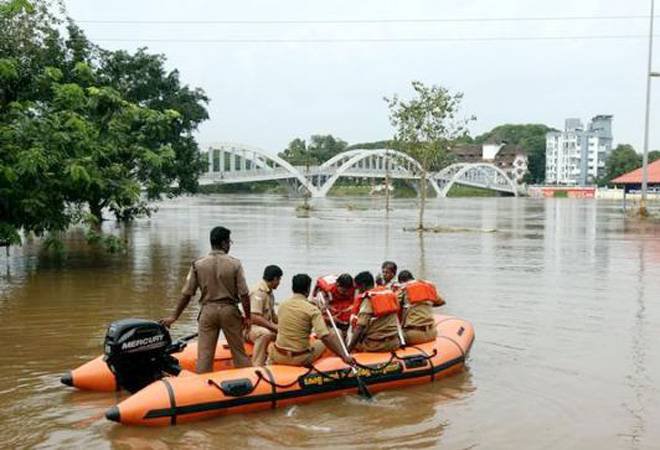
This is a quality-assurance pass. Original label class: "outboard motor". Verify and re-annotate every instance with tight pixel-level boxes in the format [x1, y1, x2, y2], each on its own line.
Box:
[104, 318, 181, 393]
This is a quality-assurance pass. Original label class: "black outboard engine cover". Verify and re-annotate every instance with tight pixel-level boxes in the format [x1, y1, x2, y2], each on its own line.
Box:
[104, 318, 181, 393]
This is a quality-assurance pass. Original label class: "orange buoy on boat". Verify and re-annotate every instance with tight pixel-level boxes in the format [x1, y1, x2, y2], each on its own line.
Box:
[106, 315, 474, 426]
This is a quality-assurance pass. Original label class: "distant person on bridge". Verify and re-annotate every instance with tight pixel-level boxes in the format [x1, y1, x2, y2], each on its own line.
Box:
[245, 265, 282, 366]
[268, 274, 353, 367]
[312, 273, 355, 340]
[160, 226, 252, 372]
[397, 270, 445, 345]
[348, 271, 401, 353]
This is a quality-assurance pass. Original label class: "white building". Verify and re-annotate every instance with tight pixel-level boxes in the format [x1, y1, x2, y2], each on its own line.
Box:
[545, 115, 613, 185]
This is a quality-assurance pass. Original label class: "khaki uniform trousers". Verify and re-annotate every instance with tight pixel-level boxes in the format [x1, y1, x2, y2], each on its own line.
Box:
[197, 301, 252, 373]
[403, 326, 437, 345]
[247, 325, 276, 366]
[354, 335, 401, 353]
[268, 340, 326, 366]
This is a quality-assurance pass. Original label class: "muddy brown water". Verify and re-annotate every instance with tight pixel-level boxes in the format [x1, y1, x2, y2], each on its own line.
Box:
[1, 195, 659, 449]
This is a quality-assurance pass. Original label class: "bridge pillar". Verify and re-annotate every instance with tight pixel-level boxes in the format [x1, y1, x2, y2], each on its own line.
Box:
[218, 148, 225, 174]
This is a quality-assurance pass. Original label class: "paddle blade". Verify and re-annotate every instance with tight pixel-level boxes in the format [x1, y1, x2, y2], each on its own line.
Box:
[355, 376, 373, 400]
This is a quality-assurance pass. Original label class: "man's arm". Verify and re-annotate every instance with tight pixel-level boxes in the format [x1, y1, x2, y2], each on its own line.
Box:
[251, 312, 277, 332]
[321, 333, 354, 365]
[160, 294, 192, 328]
[240, 293, 251, 329]
[347, 324, 364, 352]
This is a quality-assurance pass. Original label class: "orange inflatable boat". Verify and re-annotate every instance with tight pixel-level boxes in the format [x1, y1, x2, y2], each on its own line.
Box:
[105, 315, 474, 426]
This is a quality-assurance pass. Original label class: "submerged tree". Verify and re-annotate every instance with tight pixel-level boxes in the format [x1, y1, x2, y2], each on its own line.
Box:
[0, 0, 208, 248]
[385, 81, 474, 230]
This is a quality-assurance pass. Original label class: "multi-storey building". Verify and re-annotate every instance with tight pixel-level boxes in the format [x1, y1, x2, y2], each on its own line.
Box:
[545, 115, 613, 185]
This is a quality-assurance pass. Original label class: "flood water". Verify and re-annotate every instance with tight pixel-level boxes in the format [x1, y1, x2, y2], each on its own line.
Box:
[1, 195, 659, 449]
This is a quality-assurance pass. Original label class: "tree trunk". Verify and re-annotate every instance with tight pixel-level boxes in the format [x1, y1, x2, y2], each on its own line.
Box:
[89, 202, 104, 229]
[418, 172, 427, 230]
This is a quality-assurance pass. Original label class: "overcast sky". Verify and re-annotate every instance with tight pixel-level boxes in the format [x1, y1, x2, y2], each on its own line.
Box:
[65, 0, 659, 154]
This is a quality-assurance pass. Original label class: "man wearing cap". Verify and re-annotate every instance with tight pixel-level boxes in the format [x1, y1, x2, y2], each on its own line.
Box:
[160, 226, 252, 372]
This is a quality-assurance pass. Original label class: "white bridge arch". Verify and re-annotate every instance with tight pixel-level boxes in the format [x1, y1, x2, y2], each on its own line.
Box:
[432, 162, 518, 197]
[199, 143, 518, 197]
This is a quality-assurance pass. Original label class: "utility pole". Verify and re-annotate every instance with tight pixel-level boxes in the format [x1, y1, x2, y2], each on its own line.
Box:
[385, 149, 391, 211]
[641, 0, 656, 216]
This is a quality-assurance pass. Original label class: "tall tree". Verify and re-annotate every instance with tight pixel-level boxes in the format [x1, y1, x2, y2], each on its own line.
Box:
[385, 81, 474, 230]
[605, 144, 642, 182]
[0, 0, 208, 247]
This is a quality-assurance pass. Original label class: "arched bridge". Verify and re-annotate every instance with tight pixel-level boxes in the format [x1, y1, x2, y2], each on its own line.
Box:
[200, 143, 519, 197]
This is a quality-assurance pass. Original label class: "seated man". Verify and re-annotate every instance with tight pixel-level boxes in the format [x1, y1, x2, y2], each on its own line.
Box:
[312, 273, 355, 338]
[268, 274, 353, 367]
[347, 271, 401, 353]
[397, 270, 445, 345]
[375, 260, 398, 290]
[246, 265, 282, 366]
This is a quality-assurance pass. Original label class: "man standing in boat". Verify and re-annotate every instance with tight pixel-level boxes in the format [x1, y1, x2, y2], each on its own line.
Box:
[348, 271, 401, 352]
[268, 274, 354, 366]
[245, 265, 282, 366]
[160, 226, 252, 372]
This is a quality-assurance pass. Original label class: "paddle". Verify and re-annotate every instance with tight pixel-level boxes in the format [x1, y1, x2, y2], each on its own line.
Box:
[319, 295, 372, 400]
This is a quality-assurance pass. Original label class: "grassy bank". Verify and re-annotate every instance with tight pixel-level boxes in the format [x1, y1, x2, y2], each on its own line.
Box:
[446, 185, 499, 197]
[198, 181, 287, 195]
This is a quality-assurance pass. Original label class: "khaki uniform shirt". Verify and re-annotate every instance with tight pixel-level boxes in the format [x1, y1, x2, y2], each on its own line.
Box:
[398, 288, 442, 328]
[275, 294, 329, 352]
[181, 250, 249, 304]
[250, 279, 277, 323]
[356, 296, 399, 341]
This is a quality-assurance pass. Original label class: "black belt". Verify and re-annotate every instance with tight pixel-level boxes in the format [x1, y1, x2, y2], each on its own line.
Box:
[273, 344, 312, 357]
[205, 298, 237, 305]
[405, 324, 435, 332]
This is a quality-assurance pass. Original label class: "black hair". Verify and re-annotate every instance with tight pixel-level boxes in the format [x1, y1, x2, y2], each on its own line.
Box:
[210, 226, 231, 248]
[292, 273, 312, 295]
[336, 273, 353, 289]
[381, 260, 398, 273]
[263, 265, 283, 282]
[354, 271, 375, 290]
[397, 270, 414, 283]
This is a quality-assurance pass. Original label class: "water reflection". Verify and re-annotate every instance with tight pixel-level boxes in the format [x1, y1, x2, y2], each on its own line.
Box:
[1, 196, 659, 448]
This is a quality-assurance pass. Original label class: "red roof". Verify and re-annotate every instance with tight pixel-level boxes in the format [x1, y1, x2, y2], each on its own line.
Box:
[612, 159, 660, 184]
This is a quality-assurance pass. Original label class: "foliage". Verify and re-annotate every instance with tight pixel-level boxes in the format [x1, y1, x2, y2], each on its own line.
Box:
[346, 140, 393, 150]
[649, 150, 660, 163]
[385, 81, 474, 229]
[279, 134, 348, 165]
[0, 0, 208, 246]
[475, 124, 554, 184]
[604, 144, 642, 183]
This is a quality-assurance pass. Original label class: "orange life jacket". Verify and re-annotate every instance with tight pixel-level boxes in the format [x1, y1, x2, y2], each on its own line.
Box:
[315, 274, 337, 293]
[401, 280, 439, 305]
[315, 275, 355, 323]
[365, 287, 400, 317]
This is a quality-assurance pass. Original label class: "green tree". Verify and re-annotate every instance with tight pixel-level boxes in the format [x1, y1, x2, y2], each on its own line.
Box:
[605, 144, 641, 182]
[475, 124, 554, 184]
[0, 0, 208, 246]
[649, 150, 660, 163]
[279, 134, 348, 165]
[385, 81, 474, 230]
